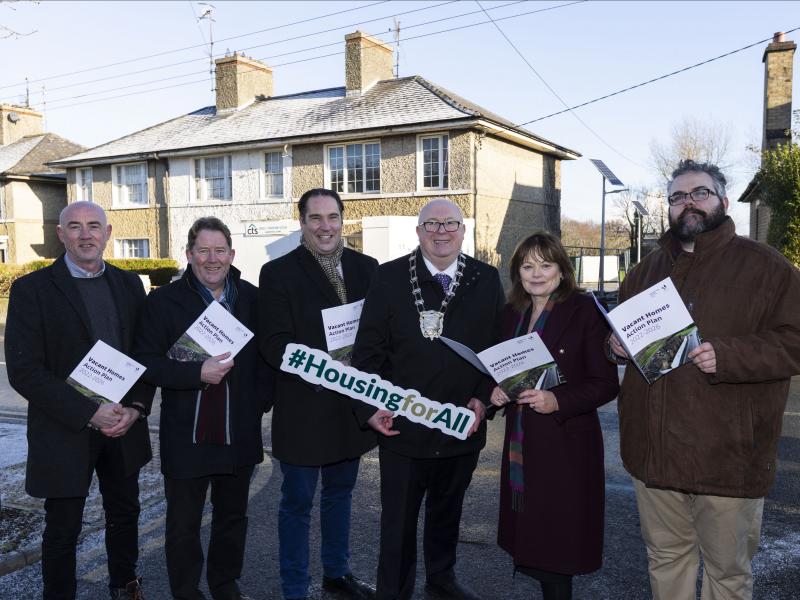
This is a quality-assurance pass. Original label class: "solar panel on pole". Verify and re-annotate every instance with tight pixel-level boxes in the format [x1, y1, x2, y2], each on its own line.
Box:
[589, 159, 624, 186]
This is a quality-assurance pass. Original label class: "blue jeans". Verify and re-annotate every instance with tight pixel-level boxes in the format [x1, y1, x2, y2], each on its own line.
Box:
[278, 458, 360, 599]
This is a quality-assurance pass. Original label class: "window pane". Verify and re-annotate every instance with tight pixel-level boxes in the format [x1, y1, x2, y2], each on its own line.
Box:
[204, 156, 226, 200]
[117, 239, 149, 258]
[77, 168, 93, 202]
[365, 143, 380, 192]
[442, 135, 449, 189]
[329, 147, 344, 193]
[422, 137, 440, 188]
[265, 151, 283, 196]
[194, 159, 202, 201]
[123, 163, 146, 204]
[346, 144, 363, 194]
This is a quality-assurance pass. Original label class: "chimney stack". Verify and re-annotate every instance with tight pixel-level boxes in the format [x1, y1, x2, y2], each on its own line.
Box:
[762, 32, 796, 150]
[0, 104, 44, 146]
[345, 31, 394, 96]
[214, 53, 273, 112]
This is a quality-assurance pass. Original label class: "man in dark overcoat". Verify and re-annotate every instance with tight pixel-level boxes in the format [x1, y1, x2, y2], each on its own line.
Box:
[133, 217, 270, 600]
[5, 201, 153, 599]
[259, 188, 378, 600]
[351, 198, 505, 600]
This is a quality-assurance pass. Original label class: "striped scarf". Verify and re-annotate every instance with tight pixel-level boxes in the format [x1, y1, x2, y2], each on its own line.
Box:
[301, 237, 347, 305]
[509, 297, 555, 512]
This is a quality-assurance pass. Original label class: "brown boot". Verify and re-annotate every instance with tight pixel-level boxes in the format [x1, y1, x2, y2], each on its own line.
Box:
[110, 577, 145, 600]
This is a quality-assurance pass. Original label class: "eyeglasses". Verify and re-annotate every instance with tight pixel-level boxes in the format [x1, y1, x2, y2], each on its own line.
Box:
[420, 220, 462, 233]
[667, 188, 717, 206]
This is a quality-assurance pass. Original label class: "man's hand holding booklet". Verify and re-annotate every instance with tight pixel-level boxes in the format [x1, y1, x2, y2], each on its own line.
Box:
[594, 277, 701, 384]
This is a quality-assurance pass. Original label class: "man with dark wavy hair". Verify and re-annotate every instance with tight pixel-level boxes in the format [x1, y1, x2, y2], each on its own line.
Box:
[610, 160, 800, 600]
[259, 188, 378, 600]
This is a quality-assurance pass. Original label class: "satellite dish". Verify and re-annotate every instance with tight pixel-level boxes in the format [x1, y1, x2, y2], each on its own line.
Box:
[7, 112, 20, 123]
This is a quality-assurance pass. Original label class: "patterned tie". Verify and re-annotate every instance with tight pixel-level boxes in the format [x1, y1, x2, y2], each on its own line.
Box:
[434, 272, 452, 294]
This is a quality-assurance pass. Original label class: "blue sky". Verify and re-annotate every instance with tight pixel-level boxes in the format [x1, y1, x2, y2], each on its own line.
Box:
[2, 0, 798, 232]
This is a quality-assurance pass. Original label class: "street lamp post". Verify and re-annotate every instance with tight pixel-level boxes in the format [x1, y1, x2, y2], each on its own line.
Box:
[589, 159, 626, 296]
[632, 199, 649, 264]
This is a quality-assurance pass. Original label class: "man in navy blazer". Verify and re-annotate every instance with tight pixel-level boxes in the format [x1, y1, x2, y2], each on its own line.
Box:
[259, 188, 378, 600]
[6, 201, 153, 599]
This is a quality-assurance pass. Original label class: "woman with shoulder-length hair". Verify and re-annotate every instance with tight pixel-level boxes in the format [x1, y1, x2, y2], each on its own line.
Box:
[491, 231, 619, 599]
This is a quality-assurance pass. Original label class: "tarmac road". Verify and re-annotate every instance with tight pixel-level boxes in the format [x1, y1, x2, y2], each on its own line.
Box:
[0, 336, 798, 598]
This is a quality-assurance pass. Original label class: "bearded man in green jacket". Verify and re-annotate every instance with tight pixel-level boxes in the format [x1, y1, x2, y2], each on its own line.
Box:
[609, 159, 800, 600]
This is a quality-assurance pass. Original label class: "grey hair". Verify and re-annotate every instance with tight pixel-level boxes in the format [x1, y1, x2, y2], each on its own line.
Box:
[59, 201, 107, 227]
[669, 159, 727, 199]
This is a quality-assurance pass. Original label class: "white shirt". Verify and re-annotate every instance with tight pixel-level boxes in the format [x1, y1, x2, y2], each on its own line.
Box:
[422, 255, 457, 280]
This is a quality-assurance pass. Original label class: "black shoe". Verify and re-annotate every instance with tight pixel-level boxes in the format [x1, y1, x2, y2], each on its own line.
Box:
[109, 577, 145, 600]
[322, 573, 376, 599]
[425, 578, 481, 600]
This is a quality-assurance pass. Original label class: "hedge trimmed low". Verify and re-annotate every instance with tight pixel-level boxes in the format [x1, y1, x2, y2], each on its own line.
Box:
[0, 257, 180, 295]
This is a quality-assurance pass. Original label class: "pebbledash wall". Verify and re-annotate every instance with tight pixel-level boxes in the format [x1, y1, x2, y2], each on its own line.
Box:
[64, 127, 561, 288]
[66, 161, 169, 260]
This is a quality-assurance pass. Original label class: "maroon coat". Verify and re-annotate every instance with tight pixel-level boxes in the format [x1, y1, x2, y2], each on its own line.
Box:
[497, 292, 619, 575]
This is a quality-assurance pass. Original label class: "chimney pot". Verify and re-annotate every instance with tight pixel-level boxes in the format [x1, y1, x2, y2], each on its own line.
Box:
[0, 104, 44, 146]
[762, 32, 795, 150]
[344, 30, 394, 96]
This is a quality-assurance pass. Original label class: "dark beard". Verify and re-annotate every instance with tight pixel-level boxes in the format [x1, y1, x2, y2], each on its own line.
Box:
[669, 200, 727, 243]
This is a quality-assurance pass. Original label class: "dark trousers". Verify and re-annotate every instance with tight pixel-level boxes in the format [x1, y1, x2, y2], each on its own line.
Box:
[278, 458, 360, 599]
[376, 447, 480, 600]
[163, 465, 255, 600]
[42, 433, 141, 600]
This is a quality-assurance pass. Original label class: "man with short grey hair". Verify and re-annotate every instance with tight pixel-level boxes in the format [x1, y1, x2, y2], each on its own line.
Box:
[6, 201, 153, 599]
[610, 159, 800, 599]
[352, 198, 505, 600]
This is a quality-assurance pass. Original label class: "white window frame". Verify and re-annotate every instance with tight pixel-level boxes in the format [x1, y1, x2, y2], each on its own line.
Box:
[324, 140, 381, 194]
[417, 133, 449, 190]
[112, 162, 148, 207]
[262, 150, 284, 199]
[76, 167, 93, 202]
[114, 238, 150, 259]
[193, 154, 233, 202]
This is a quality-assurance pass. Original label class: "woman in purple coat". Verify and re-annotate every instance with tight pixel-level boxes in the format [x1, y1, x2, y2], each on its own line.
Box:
[490, 232, 619, 600]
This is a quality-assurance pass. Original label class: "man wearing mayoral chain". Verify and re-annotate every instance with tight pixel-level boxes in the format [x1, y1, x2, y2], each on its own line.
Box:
[352, 198, 505, 600]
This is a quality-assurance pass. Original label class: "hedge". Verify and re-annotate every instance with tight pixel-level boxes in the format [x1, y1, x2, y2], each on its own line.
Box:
[0, 258, 180, 295]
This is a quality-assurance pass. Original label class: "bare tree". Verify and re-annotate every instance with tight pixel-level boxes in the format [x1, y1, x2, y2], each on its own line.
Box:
[561, 217, 629, 253]
[650, 116, 735, 186]
[612, 187, 667, 247]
